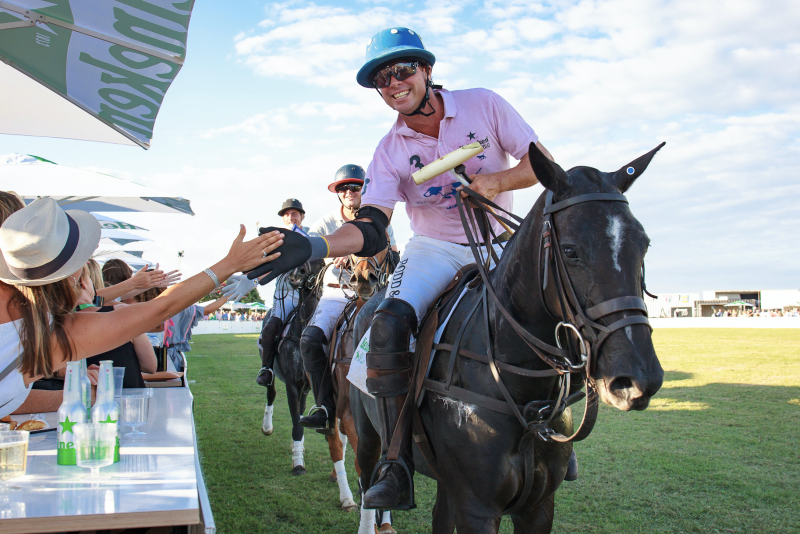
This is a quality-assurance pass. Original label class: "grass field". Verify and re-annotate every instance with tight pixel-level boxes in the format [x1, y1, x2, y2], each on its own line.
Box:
[188, 329, 800, 534]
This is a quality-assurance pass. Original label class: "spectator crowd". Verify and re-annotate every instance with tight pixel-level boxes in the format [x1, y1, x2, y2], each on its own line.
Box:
[714, 308, 800, 317]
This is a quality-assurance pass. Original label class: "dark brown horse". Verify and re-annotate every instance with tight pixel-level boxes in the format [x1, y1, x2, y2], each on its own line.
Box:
[350, 143, 665, 533]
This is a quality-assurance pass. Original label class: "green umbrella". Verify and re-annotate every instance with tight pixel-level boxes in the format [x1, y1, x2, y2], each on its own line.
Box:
[0, 0, 195, 149]
[724, 300, 754, 307]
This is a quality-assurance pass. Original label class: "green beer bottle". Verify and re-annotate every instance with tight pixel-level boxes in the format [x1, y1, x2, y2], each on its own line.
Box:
[91, 361, 120, 463]
[57, 362, 87, 465]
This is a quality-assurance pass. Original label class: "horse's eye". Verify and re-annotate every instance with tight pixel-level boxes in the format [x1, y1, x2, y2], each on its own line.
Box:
[563, 246, 578, 259]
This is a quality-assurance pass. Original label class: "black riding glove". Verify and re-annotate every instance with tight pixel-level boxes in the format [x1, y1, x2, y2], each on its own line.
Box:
[245, 226, 326, 286]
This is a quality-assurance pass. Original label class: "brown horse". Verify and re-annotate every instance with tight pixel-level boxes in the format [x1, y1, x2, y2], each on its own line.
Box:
[323, 246, 398, 528]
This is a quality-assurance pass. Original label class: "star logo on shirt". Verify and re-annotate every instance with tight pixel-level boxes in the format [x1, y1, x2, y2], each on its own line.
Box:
[102, 415, 117, 424]
[59, 416, 77, 434]
[477, 154, 487, 160]
[467, 132, 476, 140]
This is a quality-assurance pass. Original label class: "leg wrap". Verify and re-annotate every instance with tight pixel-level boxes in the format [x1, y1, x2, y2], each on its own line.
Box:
[366, 298, 418, 398]
[299, 326, 328, 373]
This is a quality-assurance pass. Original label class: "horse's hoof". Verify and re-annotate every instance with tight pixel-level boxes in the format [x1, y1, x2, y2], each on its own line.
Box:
[291, 465, 306, 476]
[261, 425, 273, 436]
[379, 524, 396, 534]
[341, 498, 358, 512]
[329, 473, 338, 483]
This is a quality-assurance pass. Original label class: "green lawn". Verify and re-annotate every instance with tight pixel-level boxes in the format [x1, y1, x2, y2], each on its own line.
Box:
[188, 329, 800, 533]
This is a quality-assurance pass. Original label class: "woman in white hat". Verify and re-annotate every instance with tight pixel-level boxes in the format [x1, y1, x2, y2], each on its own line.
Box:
[0, 197, 284, 417]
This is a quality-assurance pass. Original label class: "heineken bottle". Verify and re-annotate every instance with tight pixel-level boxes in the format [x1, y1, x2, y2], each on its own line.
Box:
[91, 360, 120, 463]
[79, 360, 92, 419]
[57, 362, 87, 465]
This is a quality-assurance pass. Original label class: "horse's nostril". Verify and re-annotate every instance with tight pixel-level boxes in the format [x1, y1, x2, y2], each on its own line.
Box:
[609, 376, 634, 393]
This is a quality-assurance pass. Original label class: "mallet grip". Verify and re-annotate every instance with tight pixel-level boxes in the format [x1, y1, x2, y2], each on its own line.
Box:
[412, 142, 484, 185]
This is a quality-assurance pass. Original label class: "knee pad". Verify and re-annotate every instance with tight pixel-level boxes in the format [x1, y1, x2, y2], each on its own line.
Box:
[261, 315, 283, 341]
[299, 326, 328, 372]
[366, 299, 418, 397]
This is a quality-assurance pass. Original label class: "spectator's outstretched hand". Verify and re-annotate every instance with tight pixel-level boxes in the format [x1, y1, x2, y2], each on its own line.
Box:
[130, 263, 166, 289]
[222, 274, 257, 303]
[225, 226, 283, 274]
[157, 270, 182, 288]
[245, 226, 312, 285]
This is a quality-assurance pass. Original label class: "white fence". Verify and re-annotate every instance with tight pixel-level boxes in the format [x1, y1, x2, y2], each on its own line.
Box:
[650, 317, 800, 329]
[192, 321, 262, 335]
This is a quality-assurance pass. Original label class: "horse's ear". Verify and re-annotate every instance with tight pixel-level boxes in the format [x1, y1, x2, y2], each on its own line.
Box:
[612, 142, 666, 193]
[529, 142, 567, 193]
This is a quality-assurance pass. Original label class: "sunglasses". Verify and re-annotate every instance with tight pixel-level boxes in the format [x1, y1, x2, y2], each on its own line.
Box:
[372, 61, 419, 89]
[336, 184, 362, 194]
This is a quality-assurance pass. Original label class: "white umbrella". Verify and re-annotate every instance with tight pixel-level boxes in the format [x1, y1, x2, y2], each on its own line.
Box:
[93, 250, 152, 270]
[0, 0, 195, 149]
[93, 213, 148, 231]
[100, 228, 152, 247]
[0, 153, 194, 214]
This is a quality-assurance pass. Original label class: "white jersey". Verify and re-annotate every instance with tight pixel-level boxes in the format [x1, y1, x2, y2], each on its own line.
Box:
[0, 320, 32, 418]
[309, 206, 396, 286]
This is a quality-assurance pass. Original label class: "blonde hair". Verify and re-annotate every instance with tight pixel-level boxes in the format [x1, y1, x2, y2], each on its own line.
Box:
[1, 191, 78, 378]
[84, 259, 103, 293]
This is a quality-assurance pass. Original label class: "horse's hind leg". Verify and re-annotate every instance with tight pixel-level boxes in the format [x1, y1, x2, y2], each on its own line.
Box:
[511, 494, 555, 534]
[352, 390, 382, 534]
[262, 381, 277, 436]
[285, 381, 306, 475]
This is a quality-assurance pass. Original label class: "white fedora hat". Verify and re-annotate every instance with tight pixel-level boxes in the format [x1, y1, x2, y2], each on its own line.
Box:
[0, 198, 100, 287]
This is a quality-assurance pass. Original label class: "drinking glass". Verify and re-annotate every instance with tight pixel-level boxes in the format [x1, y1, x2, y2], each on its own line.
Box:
[0, 431, 29, 492]
[113, 367, 125, 399]
[74, 423, 115, 479]
[119, 395, 149, 437]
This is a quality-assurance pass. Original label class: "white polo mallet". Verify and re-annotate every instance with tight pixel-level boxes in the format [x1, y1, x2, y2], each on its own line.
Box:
[411, 142, 515, 235]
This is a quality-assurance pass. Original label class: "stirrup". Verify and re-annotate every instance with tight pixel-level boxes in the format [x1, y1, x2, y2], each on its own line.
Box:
[304, 405, 335, 435]
[367, 455, 416, 510]
[257, 367, 274, 386]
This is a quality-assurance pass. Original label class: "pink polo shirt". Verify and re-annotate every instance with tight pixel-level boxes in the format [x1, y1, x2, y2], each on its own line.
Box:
[362, 88, 538, 243]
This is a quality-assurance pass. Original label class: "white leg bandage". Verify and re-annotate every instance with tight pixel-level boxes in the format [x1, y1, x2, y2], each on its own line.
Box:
[381, 510, 392, 525]
[291, 437, 304, 469]
[334, 459, 356, 509]
[262, 404, 274, 435]
[357, 502, 376, 534]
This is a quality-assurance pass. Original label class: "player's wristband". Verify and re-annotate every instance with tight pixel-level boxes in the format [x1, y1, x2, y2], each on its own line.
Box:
[309, 236, 329, 261]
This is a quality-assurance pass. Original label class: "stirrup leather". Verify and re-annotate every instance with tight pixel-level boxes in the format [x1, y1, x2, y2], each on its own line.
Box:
[256, 367, 274, 386]
[368, 455, 416, 510]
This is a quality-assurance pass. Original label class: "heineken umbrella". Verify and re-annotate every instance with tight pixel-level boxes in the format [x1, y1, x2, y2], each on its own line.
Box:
[0, 153, 194, 214]
[100, 228, 152, 247]
[0, 0, 194, 149]
[248, 302, 268, 309]
[93, 213, 148, 231]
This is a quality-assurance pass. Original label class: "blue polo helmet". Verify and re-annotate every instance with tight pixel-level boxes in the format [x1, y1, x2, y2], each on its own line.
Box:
[356, 27, 436, 88]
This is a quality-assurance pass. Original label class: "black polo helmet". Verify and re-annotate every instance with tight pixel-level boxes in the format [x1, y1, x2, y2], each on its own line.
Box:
[277, 198, 305, 216]
[328, 164, 366, 193]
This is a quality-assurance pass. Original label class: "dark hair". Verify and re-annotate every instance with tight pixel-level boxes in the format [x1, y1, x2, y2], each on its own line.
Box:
[0, 191, 25, 223]
[102, 259, 132, 287]
[136, 286, 165, 303]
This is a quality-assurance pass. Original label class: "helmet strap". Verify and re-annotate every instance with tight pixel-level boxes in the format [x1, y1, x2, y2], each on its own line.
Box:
[375, 74, 441, 118]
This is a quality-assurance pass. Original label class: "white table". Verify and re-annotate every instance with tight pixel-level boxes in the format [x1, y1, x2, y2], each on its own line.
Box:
[0, 388, 205, 533]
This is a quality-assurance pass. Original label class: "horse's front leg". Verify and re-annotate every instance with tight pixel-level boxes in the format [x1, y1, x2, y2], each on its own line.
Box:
[284, 380, 306, 476]
[510, 494, 554, 534]
[432, 482, 456, 534]
[326, 422, 357, 512]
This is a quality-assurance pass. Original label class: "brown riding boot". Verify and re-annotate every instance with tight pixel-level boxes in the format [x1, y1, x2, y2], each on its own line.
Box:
[362, 298, 417, 511]
[256, 315, 282, 387]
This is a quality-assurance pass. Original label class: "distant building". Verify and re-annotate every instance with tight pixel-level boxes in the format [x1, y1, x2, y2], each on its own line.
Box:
[644, 289, 799, 317]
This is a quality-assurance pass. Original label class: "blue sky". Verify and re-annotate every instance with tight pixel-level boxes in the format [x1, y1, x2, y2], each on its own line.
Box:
[2, 0, 798, 297]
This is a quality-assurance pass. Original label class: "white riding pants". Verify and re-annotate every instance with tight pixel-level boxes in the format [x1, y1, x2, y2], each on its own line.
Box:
[308, 286, 350, 340]
[387, 234, 504, 323]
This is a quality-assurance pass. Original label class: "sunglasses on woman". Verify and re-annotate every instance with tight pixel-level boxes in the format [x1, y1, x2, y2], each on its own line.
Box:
[372, 61, 419, 89]
[336, 184, 362, 194]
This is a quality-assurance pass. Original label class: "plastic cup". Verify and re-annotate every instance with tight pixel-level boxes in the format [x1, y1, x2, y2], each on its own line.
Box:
[113, 367, 125, 398]
[74, 423, 115, 479]
[119, 395, 149, 437]
[0, 431, 29, 492]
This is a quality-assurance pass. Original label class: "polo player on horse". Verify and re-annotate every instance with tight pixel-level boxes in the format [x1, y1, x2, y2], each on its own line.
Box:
[244, 26, 575, 510]
[223, 198, 310, 433]
[299, 165, 397, 433]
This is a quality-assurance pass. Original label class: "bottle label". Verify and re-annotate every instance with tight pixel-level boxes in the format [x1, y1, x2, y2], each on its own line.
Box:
[57, 441, 76, 465]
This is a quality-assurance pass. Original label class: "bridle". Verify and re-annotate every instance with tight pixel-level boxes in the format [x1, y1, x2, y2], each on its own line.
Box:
[348, 238, 394, 297]
[454, 186, 655, 444]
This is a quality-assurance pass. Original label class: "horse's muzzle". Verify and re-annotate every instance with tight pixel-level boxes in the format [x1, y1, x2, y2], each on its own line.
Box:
[599, 367, 663, 411]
